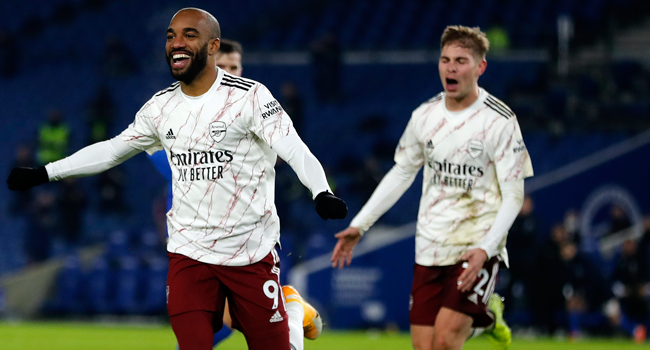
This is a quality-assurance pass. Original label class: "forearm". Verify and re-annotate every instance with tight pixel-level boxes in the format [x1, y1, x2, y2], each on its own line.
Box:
[474, 179, 525, 258]
[45, 136, 141, 181]
[272, 134, 331, 198]
[350, 164, 418, 235]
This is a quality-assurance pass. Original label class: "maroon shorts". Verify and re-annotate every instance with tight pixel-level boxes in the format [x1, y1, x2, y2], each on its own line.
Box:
[410, 257, 500, 328]
[167, 250, 289, 341]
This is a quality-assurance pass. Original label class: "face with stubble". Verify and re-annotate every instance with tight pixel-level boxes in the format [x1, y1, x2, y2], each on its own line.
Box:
[165, 10, 215, 84]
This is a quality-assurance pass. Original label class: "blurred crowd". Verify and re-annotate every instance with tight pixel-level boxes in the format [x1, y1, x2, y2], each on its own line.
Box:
[504, 196, 650, 341]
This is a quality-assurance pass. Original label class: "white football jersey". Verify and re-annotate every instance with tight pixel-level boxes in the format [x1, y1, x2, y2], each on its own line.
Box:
[396, 88, 533, 266]
[120, 69, 296, 266]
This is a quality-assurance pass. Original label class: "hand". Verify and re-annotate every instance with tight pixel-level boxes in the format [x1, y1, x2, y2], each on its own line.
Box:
[315, 191, 347, 220]
[331, 227, 361, 269]
[457, 248, 488, 292]
[7, 167, 49, 191]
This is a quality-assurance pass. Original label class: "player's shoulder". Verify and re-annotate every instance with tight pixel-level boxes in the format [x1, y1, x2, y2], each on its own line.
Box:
[153, 81, 181, 98]
[413, 92, 445, 113]
[220, 72, 259, 93]
[481, 91, 516, 121]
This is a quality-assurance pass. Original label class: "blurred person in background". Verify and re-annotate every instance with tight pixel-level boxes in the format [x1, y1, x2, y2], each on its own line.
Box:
[85, 85, 117, 144]
[5, 8, 347, 349]
[280, 81, 304, 134]
[37, 109, 70, 165]
[59, 177, 87, 246]
[606, 238, 650, 343]
[332, 25, 534, 350]
[0, 29, 20, 79]
[505, 195, 540, 313]
[533, 224, 570, 335]
[556, 241, 610, 339]
[9, 144, 37, 216]
[311, 32, 342, 103]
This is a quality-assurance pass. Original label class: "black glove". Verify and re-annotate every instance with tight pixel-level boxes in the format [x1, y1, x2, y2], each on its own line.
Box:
[7, 166, 49, 191]
[314, 191, 347, 220]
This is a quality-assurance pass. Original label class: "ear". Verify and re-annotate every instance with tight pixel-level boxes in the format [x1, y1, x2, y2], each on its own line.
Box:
[209, 38, 221, 56]
[477, 59, 487, 77]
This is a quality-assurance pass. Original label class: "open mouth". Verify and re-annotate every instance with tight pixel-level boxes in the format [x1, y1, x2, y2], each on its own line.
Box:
[171, 52, 191, 69]
[446, 78, 458, 91]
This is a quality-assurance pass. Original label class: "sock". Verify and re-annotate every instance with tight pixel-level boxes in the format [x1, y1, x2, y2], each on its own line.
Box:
[468, 327, 486, 339]
[286, 301, 305, 350]
[212, 326, 233, 348]
[620, 313, 638, 336]
[568, 311, 581, 335]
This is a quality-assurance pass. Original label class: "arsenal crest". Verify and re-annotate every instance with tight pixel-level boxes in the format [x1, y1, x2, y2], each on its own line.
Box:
[467, 140, 484, 159]
[210, 121, 227, 142]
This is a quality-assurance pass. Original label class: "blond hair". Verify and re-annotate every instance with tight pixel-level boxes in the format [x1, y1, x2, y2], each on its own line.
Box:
[440, 25, 490, 59]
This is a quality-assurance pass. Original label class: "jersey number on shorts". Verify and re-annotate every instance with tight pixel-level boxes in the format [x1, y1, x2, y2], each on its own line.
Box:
[473, 264, 499, 304]
[263, 280, 280, 309]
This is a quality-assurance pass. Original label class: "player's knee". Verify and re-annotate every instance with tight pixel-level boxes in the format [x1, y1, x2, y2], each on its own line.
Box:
[432, 333, 457, 350]
[412, 337, 433, 350]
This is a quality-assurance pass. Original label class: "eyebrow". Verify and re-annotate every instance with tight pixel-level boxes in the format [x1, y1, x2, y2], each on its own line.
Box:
[166, 28, 200, 34]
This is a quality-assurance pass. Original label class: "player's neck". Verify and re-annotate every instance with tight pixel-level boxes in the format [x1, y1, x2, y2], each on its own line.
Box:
[445, 86, 480, 112]
[180, 68, 218, 97]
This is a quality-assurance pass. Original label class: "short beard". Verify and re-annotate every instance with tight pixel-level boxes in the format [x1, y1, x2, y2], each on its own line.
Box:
[167, 43, 209, 84]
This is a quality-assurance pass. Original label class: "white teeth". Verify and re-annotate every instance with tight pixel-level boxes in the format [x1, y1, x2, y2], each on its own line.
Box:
[172, 54, 190, 60]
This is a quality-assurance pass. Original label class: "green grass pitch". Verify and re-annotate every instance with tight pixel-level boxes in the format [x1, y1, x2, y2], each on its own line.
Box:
[0, 322, 642, 349]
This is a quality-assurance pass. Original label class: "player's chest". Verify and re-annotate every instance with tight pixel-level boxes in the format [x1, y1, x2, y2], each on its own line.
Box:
[419, 114, 493, 164]
[159, 99, 249, 151]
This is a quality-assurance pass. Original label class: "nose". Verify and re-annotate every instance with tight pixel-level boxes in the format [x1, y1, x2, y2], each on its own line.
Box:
[171, 35, 186, 49]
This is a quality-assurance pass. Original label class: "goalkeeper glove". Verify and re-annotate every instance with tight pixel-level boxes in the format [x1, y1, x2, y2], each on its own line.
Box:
[7, 166, 49, 191]
[314, 191, 347, 220]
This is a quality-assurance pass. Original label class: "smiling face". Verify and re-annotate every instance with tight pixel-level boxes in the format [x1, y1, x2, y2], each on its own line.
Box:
[165, 10, 219, 84]
[438, 42, 487, 109]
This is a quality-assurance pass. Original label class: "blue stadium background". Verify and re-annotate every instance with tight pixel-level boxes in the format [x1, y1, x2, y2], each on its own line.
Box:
[0, 0, 649, 338]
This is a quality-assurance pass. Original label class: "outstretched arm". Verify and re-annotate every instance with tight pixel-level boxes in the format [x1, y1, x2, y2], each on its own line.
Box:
[331, 163, 418, 268]
[272, 134, 347, 220]
[46, 136, 141, 181]
[7, 136, 141, 191]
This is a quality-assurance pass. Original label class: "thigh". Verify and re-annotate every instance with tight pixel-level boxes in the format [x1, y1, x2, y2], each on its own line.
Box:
[215, 249, 290, 350]
[171, 310, 219, 350]
[410, 264, 446, 326]
[441, 257, 501, 327]
[166, 252, 227, 323]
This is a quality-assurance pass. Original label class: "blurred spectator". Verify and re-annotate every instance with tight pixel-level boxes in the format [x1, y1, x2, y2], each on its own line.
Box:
[25, 190, 58, 264]
[606, 238, 650, 342]
[59, 178, 87, 245]
[96, 167, 127, 214]
[280, 81, 304, 134]
[9, 144, 37, 216]
[311, 33, 342, 103]
[37, 109, 70, 165]
[532, 223, 570, 334]
[608, 205, 632, 236]
[563, 209, 581, 245]
[557, 241, 610, 338]
[0, 29, 19, 78]
[85, 85, 116, 144]
[505, 196, 540, 313]
[102, 35, 138, 78]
